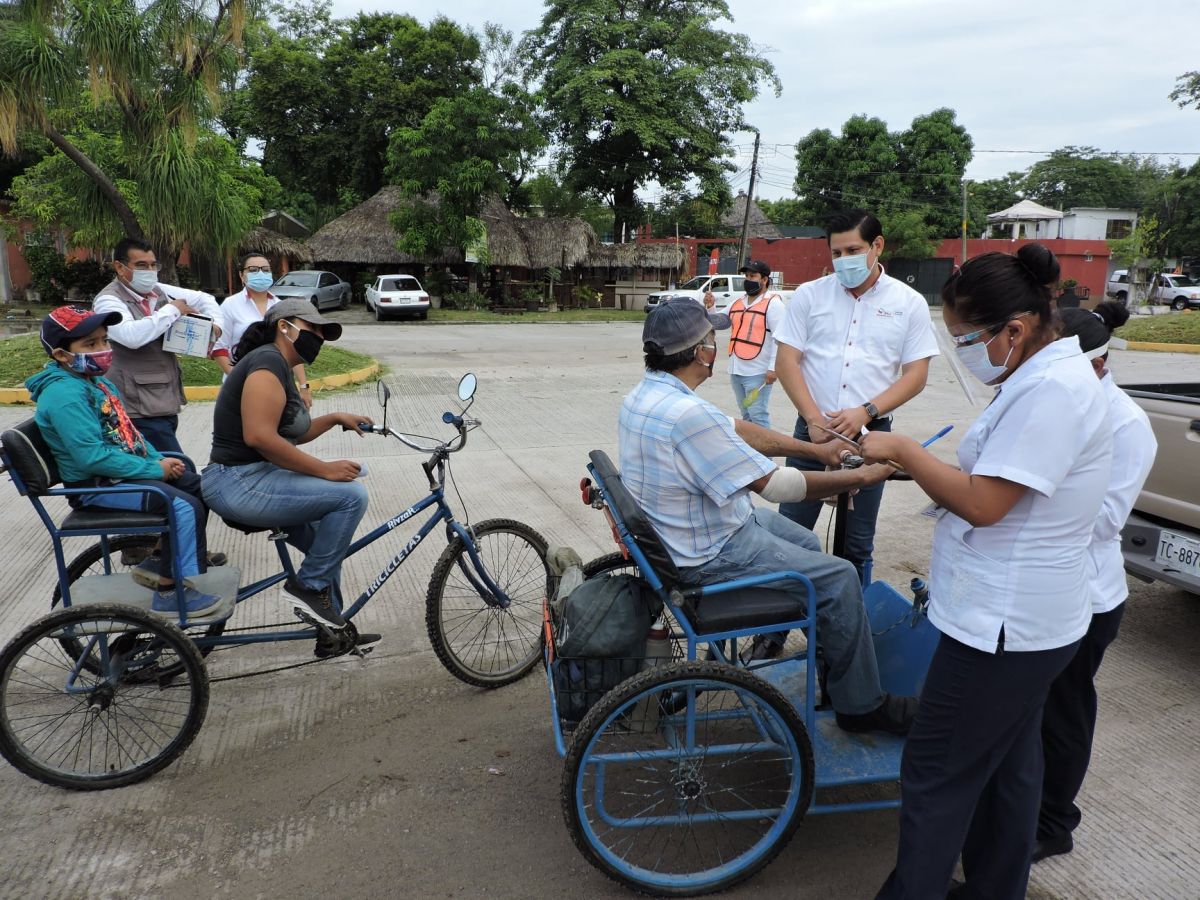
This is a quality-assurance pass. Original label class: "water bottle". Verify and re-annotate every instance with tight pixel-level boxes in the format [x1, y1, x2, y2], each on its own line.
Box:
[910, 577, 930, 620]
[642, 616, 671, 669]
[631, 616, 671, 732]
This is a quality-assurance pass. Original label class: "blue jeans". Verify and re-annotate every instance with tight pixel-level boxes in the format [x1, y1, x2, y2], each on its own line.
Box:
[729, 373, 773, 429]
[78, 469, 207, 579]
[778, 416, 892, 583]
[678, 508, 884, 715]
[202, 461, 369, 598]
[133, 415, 182, 455]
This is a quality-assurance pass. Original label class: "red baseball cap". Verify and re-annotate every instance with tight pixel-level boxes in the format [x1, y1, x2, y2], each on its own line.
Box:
[40, 305, 122, 355]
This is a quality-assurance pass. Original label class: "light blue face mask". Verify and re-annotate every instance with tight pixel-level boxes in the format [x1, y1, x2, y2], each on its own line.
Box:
[246, 272, 274, 292]
[129, 269, 158, 294]
[832, 253, 873, 289]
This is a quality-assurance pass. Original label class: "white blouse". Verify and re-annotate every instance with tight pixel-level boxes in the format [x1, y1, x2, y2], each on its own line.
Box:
[928, 337, 1113, 653]
[210, 289, 280, 362]
[1088, 373, 1157, 613]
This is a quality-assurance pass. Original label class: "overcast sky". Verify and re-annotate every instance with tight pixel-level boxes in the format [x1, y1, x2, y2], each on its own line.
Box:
[330, 0, 1199, 201]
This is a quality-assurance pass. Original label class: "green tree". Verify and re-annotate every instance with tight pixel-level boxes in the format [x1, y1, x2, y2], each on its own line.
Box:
[236, 6, 482, 219]
[1019, 146, 1146, 210]
[896, 108, 974, 236]
[386, 86, 546, 258]
[0, 0, 259, 279]
[10, 123, 278, 262]
[518, 171, 615, 239]
[1169, 70, 1200, 110]
[523, 0, 779, 243]
[792, 109, 972, 241]
[966, 172, 1023, 236]
[756, 197, 808, 228]
[648, 179, 733, 238]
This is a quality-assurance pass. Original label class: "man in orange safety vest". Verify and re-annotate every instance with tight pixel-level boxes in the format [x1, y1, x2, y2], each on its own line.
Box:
[726, 259, 787, 428]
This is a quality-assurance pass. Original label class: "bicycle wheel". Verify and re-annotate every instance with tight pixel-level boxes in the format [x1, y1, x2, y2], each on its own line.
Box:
[51, 536, 225, 679]
[0, 604, 209, 790]
[426, 518, 550, 688]
[562, 660, 813, 897]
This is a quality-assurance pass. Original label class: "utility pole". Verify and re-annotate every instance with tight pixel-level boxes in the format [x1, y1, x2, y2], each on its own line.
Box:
[738, 129, 760, 269]
[960, 178, 969, 265]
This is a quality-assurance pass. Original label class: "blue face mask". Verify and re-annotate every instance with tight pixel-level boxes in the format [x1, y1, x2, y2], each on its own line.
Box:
[832, 253, 873, 289]
[246, 272, 274, 292]
[129, 269, 158, 294]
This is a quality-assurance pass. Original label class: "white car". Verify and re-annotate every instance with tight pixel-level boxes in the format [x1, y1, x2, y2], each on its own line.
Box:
[365, 275, 431, 321]
[645, 274, 747, 313]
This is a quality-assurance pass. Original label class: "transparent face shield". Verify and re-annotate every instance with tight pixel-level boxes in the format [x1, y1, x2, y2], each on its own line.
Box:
[933, 317, 998, 408]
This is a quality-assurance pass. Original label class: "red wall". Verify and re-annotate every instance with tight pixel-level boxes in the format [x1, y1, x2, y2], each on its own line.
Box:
[934, 238, 1110, 300]
[639, 236, 1111, 298]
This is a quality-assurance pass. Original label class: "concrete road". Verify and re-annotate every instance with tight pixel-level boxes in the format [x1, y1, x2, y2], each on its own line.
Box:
[0, 316, 1196, 899]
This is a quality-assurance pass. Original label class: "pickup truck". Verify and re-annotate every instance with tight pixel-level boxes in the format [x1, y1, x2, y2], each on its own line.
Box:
[1107, 270, 1200, 310]
[644, 274, 748, 313]
[1121, 383, 1200, 595]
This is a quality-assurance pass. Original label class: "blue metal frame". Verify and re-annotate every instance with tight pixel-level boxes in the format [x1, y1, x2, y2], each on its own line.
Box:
[3, 447, 516, 648]
[550, 459, 936, 824]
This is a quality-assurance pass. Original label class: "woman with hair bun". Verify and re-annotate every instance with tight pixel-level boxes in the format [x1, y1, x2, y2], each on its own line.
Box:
[1034, 301, 1157, 863]
[862, 244, 1115, 899]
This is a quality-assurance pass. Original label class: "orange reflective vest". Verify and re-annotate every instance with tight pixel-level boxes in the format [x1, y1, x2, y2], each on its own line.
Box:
[728, 293, 779, 361]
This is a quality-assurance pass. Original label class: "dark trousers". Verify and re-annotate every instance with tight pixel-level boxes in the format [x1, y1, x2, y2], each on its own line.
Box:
[1038, 603, 1125, 842]
[132, 414, 182, 455]
[876, 634, 1079, 900]
[778, 416, 891, 582]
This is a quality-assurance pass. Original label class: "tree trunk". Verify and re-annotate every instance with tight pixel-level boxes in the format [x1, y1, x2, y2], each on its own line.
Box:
[44, 126, 146, 242]
[613, 181, 638, 244]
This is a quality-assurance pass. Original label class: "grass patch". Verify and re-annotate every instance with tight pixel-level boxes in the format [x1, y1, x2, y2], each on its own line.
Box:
[0, 333, 376, 388]
[427, 307, 646, 324]
[1117, 311, 1200, 345]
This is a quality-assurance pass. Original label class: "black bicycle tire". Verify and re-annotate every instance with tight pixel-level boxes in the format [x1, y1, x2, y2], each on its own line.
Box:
[51, 536, 225, 675]
[0, 603, 209, 790]
[561, 659, 814, 896]
[425, 518, 550, 688]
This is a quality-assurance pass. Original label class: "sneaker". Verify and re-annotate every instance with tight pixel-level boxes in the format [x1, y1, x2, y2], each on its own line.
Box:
[739, 635, 785, 666]
[314, 630, 382, 659]
[151, 586, 223, 618]
[131, 556, 170, 590]
[1032, 834, 1073, 863]
[120, 545, 154, 566]
[835, 693, 919, 736]
[282, 577, 347, 629]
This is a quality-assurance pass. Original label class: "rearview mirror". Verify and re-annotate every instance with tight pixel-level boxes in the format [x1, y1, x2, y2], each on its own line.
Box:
[377, 380, 391, 407]
[457, 373, 477, 403]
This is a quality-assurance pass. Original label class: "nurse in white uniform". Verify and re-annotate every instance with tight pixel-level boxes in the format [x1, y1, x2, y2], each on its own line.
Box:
[862, 244, 1114, 900]
[211, 253, 312, 408]
[1034, 301, 1157, 863]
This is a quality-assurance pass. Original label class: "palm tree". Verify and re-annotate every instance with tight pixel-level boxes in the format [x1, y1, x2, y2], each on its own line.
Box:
[0, 0, 256, 280]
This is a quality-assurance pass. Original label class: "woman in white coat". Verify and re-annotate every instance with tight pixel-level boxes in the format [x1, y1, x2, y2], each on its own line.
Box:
[863, 244, 1114, 900]
[212, 253, 312, 408]
[1034, 301, 1157, 862]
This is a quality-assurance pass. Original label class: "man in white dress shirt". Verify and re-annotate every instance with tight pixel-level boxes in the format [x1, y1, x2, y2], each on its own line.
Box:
[92, 236, 224, 455]
[773, 210, 939, 582]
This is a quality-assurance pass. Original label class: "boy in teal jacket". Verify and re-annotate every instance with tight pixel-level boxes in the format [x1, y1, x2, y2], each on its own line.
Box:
[28, 305, 220, 616]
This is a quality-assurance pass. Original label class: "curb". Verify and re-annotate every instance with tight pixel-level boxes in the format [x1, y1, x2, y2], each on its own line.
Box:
[1124, 341, 1200, 354]
[0, 362, 381, 406]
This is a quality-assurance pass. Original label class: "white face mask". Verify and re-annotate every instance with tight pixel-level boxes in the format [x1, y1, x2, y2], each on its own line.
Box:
[954, 331, 1014, 385]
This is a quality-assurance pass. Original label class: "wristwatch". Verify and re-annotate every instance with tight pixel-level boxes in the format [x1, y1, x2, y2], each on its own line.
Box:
[862, 401, 879, 420]
[298, 382, 311, 390]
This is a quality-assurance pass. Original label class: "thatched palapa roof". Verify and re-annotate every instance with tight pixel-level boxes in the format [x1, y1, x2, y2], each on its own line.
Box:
[306, 187, 598, 269]
[239, 227, 313, 264]
[722, 192, 783, 240]
[584, 241, 685, 270]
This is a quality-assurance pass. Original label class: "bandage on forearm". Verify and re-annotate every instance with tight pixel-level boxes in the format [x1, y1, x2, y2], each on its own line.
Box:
[758, 466, 808, 503]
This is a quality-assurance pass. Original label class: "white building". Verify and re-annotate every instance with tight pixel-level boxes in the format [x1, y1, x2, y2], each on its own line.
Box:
[984, 200, 1138, 241]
